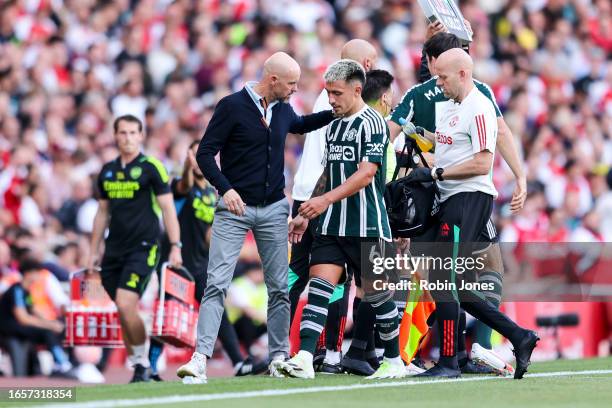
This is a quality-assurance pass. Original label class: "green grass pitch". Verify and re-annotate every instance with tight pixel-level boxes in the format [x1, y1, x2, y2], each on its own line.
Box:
[6, 357, 612, 408]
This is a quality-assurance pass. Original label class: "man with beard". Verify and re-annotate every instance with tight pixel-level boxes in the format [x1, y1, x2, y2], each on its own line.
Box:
[149, 141, 267, 380]
[177, 52, 335, 384]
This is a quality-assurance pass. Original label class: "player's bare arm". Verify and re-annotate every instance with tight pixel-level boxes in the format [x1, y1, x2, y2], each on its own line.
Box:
[496, 117, 527, 212]
[442, 150, 493, 179]
[157, 193, 183, 267]
[87, 199, 110, 273]
[176, 149, 196, 195]
[289, 167, 329, 243]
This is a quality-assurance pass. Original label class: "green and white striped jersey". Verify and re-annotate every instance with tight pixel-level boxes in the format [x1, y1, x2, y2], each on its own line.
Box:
[390, 77, 501, 133]
[318, 105, 392, 241]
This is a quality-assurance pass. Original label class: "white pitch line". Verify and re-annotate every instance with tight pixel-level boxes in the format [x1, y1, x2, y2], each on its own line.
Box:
[24, 369, 612, 408]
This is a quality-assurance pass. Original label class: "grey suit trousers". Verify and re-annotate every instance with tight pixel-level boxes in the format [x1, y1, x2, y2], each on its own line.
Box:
[195, 197, 290, 359]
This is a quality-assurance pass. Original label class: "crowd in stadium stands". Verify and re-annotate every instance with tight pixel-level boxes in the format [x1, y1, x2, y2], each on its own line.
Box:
[0, 0, 610, 375]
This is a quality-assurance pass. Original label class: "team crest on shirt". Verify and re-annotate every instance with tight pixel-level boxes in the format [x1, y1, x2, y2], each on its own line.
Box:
[104, 170, 113, 179]
[130, 166, 142, 179]
[344, 128, 358, 142]
[449, 115, 459, 127]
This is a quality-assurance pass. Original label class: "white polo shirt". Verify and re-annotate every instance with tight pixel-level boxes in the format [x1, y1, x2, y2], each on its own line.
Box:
[292, 89, 331, 201]
[434, 86, 498, 202]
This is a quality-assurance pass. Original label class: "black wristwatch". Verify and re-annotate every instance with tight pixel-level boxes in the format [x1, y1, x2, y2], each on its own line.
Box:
[435, 167, 445, 181]
[171, 241, 183, 249]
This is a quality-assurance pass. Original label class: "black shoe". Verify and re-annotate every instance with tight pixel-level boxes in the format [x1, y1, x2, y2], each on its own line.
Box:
[513, 330, 540, 380]
[150, 373, 163, 382]
[411, 356, 427, 371]
[365, 351, 380, 370]
[318, 362, 344, 374]
[235, 356, 269, 376]
[50, 367, 79, 380]
[130, 364, 151, 383]
[461, 359, 495, 375]
[312, 347, 326, 371]
[341, 356, 375, 376]
[414, 363, 460, 378]
[366, 357, 380, 370]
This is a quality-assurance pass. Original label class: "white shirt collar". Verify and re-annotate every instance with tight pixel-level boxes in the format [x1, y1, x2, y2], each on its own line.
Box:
[245, 81, 279, 109]
[341, 103, 368, 121]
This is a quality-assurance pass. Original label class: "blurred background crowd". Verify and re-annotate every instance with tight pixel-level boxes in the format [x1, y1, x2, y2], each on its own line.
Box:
[0, 0, 611, 375]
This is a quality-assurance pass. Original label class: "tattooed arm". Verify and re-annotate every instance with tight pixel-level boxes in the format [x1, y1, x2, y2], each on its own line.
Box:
[310, 167, 329, 198]
[288, 168, 328, 243]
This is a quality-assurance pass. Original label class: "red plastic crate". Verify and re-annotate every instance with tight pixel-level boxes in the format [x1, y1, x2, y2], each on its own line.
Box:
[64, 304, 123, 347]
[151, 264, 198, 348]
[64, 270, 124, 348]
[152, 299, 197, 348]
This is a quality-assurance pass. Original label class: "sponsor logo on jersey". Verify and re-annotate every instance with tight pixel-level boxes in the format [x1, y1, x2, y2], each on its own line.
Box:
[424, 86, 444, 101]
[342, 146, 355, 161]
[436, 131, 453, 145]
[366, 142, 384, 155]
[327, 144, 354, 161]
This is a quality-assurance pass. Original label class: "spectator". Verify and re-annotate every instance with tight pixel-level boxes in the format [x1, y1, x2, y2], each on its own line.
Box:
[0, 0, 609, 378]
[0, 258, 75, 378]
[226, 263, 268, 353]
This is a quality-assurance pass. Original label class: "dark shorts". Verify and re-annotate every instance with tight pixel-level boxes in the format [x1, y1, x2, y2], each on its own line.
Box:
[310, 235, 395, 289]
[429, 192, 498, 301]
[289, 200, 353, 287]
[409, 213, 440, 258]
[436, 191, 498, 251]
[101, 245, 159, 300]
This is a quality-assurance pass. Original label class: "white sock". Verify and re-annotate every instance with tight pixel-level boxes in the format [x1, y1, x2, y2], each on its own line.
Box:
[131, 343, 150, 368]
[297, 350, 313, 364]
[384, 356, 403, 366]
[375, 348, 384, 358]
[323, 350, 341, 365]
